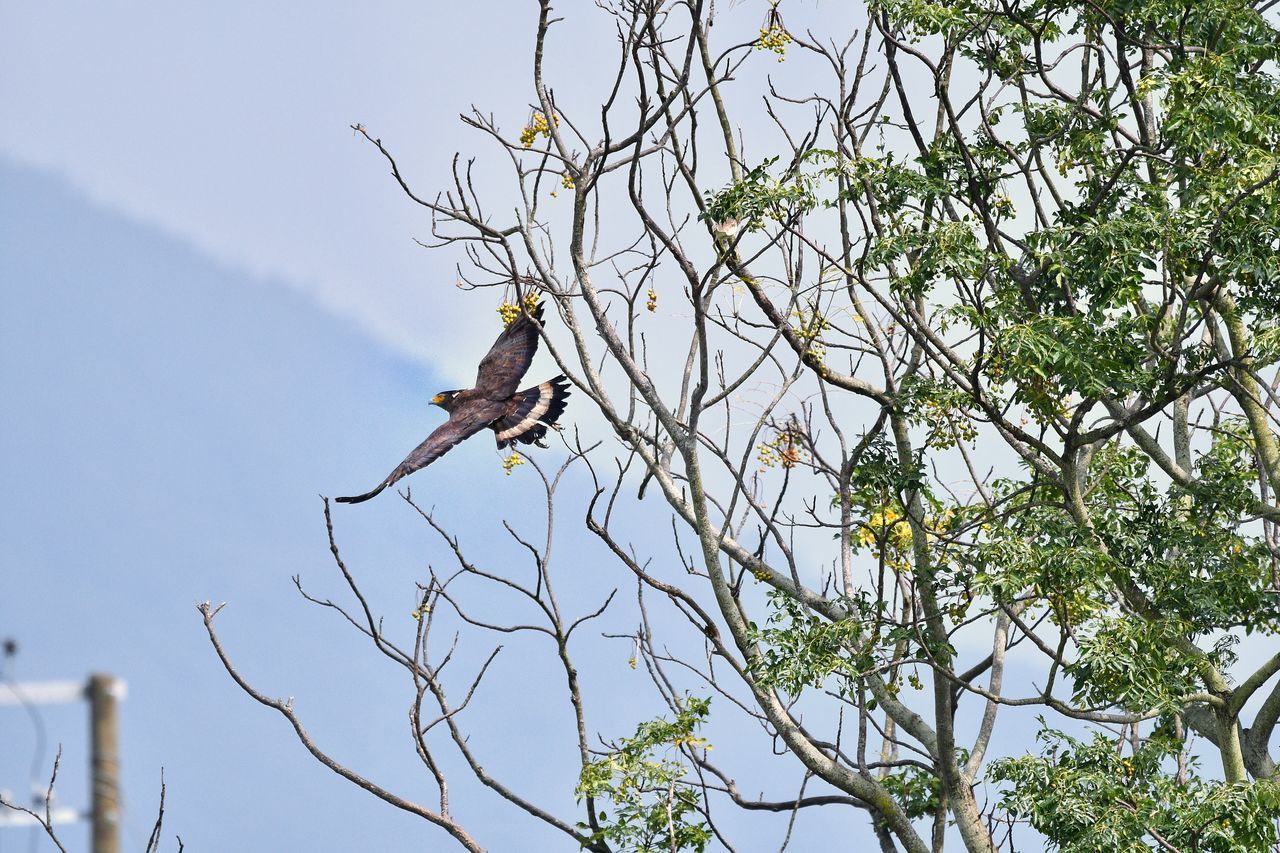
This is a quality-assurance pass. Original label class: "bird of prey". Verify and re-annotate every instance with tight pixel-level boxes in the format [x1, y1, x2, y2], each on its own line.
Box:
[336, 302, 570, 504]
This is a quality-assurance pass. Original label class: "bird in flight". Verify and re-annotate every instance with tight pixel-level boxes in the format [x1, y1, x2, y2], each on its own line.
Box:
[336, 301, 570, 503]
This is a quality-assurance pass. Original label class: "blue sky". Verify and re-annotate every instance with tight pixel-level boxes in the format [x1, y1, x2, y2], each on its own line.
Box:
[0, 158, 456, 849]
[0, 0, 627, 380]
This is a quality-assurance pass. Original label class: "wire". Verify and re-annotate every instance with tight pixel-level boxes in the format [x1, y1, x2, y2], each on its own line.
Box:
[0, 641, 51, 853]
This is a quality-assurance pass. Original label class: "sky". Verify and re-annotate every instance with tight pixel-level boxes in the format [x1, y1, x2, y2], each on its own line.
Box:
[0, 2, 898, 850]
[0, 0, 628, 383]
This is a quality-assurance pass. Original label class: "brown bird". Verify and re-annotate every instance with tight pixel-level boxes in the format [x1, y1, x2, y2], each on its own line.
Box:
[336, 302, 570, 504]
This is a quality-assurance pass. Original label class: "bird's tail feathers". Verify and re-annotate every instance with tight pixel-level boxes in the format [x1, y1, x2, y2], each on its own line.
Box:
[494, 375, 571, 449]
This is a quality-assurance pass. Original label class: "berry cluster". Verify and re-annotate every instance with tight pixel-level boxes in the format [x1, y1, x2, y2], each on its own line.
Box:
[757, 428, 809, 469]
[919, 397, 980, 449]
[792, 309, 830, 364]
[519, 111, 559, 147]
[550, 171, 575, 198]
[502, 452, 525, 475]
[757, 25, 792, 60]
[496, 293, 543, 328]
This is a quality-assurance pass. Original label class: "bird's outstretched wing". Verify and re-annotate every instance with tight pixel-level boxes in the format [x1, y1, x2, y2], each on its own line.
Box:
[475, 301, 543, 400]
[335, 403, 503, 503]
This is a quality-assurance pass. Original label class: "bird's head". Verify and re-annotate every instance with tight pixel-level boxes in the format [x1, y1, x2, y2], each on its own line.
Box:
[430, 390, 463, 412]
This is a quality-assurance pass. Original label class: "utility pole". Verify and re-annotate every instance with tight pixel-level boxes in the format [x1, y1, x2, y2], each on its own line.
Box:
[87, 674, 122, 853]
[0, 674, 125, 851]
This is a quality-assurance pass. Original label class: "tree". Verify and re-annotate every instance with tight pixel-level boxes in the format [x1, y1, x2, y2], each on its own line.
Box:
[202, 0, 1280, 849]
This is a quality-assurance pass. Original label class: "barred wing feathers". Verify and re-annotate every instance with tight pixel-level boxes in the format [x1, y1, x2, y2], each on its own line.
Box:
[494, 375, 571, 449]
[475, 301, 543, 400]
